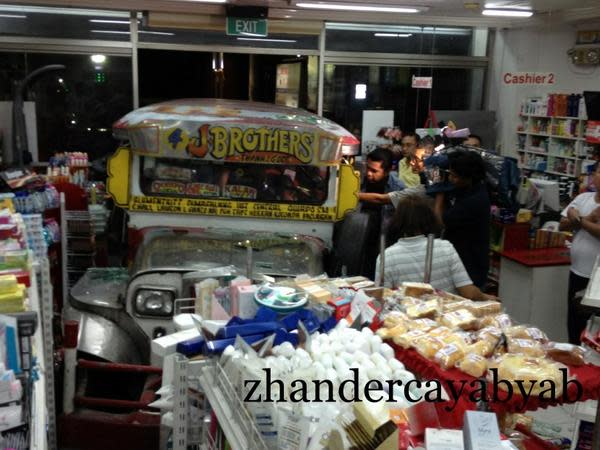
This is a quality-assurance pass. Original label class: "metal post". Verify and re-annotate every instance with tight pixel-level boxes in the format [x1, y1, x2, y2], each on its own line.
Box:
[246, 243, 253, 280]
[424, 233, 435, 283]
[591, 400, 600, 450]
[62, 321, 79, 415]
[130, 12, 139, 109]
[317, 23, 325, 116]
[377, 231, 385, 287]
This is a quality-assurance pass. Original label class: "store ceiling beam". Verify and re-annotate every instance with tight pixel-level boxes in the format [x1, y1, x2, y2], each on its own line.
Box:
[1, 0, 599, 27]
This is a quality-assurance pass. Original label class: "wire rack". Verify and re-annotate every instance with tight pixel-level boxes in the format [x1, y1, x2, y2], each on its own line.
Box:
[172, 355, 267, 450]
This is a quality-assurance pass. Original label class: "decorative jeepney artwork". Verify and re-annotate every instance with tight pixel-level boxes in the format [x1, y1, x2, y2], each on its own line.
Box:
[108, 99, 361, 223]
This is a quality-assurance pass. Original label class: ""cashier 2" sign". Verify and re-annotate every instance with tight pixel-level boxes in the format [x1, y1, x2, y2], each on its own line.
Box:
[503, 72, 556, 85]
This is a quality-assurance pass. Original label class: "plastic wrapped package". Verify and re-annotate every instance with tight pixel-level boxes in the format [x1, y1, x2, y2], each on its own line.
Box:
[393, 329, 428, 348]
[480, 313, 513, 330]
[406, 300, 439, 320]
[505, 326, 548, 343]
[428, 326, 453, 340]
[468, 301, 502, 318]
[544, 342, 586, 366]
[383, 311, 409, 329]
[477, 326, 503, 347]
[506, 338, 545, 357]
[434, 343, 465, 370]
[408, 318, 439, 331]
[402, 282, 435, 298]
[443, 300, 475, 313]
[491, 354, 564, 396]
[466, 340, 495, 358]
[443, 331, 474, 351]
[440, 309, 478, 331]
[457, 353, 488, 378]
[377, 323, 408, 340]
[414, 336, 446, 359]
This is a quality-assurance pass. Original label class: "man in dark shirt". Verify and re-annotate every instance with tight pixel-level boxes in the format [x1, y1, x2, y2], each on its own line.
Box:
[435, 150, 491, 289]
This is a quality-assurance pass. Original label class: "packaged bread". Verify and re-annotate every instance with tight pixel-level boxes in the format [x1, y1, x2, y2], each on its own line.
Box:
[408, 318, 438, 331]
[383, 311, 409, 329]
[505, 326, 548, 343]
[403, 282, 435, 298]
[506, 338, 545, 357]
[443, 300, 476, 313]
[544, 342, 586, 366]
[443, 331, 473, 350]
[414, 336, 446, 359]
[457, 353, 488, 378]
[477, 326, 503, 347]
[406, 300, 439, 320]
[492, 354, 563, 396]
[467, 340, 495, 358]
[440, 309, 478, 331]
[401, 296, 423, 307]
[480, 313, 513, 329]
[393, 329, 428, 348]
[377, 323, 408, 340]
[434, 343, 465, 370]
[429, 326, 453, 339]
[469, 300, 502, 318]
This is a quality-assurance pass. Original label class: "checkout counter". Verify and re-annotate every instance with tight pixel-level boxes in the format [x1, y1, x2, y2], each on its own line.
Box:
[498, 247, 570, 342]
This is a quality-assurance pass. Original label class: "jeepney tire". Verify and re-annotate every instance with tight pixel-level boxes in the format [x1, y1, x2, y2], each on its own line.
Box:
[328, 211, 373, 277]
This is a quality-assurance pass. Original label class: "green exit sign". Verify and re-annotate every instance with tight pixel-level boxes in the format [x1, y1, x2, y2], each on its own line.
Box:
[226, 17, 268, 37]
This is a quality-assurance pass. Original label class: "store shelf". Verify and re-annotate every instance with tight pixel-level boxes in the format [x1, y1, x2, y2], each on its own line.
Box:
[548, 154, 579, 160]
[28, 270, 47, 450]
[518, 149, 548, 156]
[518, 132, 584, 141]
[520, 114, 584, 120]
[545, 170, 578, 178]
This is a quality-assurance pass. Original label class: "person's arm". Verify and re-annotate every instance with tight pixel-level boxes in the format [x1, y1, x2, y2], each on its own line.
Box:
[434, 192, 445, 219]
[559, 207, 581, 232]
[580, 216, 600, 239]
[457, 284, 498, 302]
[448, 242, 499, 302]
[358, 192, 392, 205]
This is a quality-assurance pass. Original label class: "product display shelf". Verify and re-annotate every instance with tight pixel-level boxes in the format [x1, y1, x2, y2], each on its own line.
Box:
[172, 355, 267, 450]
[32, 258, 56, 450]
[516, 112, 592, 179]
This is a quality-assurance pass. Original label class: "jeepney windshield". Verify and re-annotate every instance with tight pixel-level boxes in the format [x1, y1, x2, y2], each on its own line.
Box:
[140, 157, 329, 205]
[131, 229, 324, 277]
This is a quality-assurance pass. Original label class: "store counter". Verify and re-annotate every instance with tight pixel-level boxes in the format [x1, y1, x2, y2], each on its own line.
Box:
[498, 247, 571, 342]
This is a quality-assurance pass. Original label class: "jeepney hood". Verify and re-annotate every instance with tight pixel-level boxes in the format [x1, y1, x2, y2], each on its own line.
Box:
[70, 268, 129, 310]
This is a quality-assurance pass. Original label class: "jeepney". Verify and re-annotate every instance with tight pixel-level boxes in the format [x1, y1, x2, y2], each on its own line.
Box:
[65, 99, 361, 366]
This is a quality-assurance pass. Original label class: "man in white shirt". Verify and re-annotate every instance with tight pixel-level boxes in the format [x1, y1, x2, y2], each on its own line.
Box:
[559, 163, 600, 343]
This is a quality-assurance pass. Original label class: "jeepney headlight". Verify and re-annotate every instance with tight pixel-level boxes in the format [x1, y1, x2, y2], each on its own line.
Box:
[135, 288, 175, 317]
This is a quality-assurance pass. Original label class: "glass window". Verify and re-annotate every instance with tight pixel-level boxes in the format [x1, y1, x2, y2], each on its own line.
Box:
[137, 24, 319, 50]
[325, 24, 475, 56]
[0, 52, 132, 161]
[323, 64, 485, 139]
[139, 157, 330, 205]
[0, 9, 131, 41]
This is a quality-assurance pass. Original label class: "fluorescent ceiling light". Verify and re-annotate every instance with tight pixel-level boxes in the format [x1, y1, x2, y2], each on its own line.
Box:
[482, 9, 533, 17]
[355, 84, 367, 100]
[326, 22, 471, 35]
[92, 30, 130, 35]
[237, 37, 297, 43]
[91, 29, 175, 36]
[89, 19, 135, 24]
[296, 2, 423, 13]
[0, 4, 129, 17]
[374, 33, 412, 37]
[0, 13, 26, 18]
